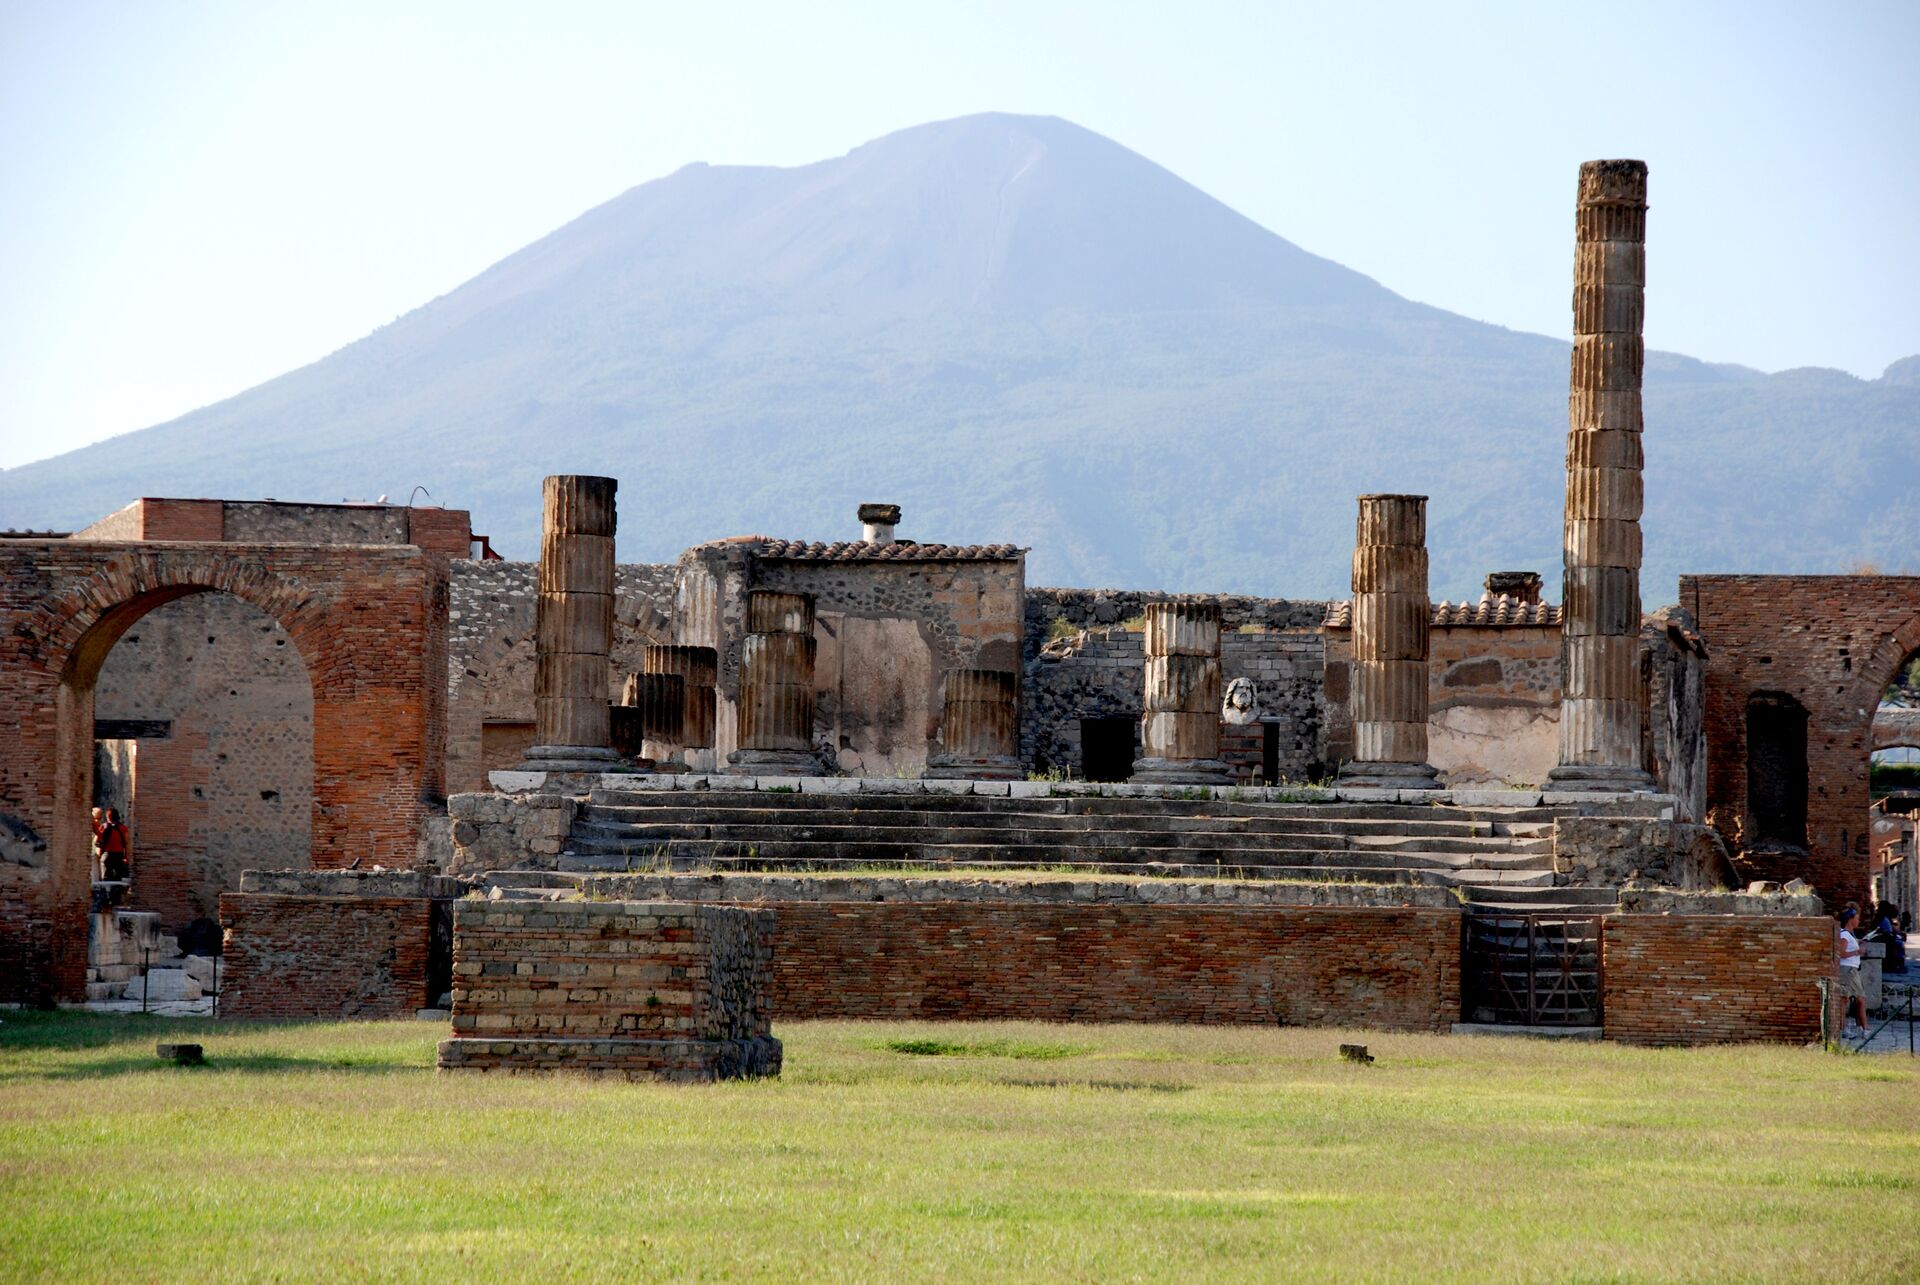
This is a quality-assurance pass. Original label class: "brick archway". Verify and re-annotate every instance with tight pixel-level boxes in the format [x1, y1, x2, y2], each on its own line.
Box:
[1685, 576, 1920, 904]
[1, 541, 447, 1004]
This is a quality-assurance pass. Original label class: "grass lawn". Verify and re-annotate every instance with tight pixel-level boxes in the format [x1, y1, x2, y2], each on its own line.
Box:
[3, 1013, 1917, 1281]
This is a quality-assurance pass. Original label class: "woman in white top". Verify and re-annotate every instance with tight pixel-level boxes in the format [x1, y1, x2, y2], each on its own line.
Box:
[1837, 905, 1867, 1036]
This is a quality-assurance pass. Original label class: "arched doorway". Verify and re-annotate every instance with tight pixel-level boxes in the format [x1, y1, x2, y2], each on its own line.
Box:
[93, 593, 315, 934]
[1, 541, 446, 1004]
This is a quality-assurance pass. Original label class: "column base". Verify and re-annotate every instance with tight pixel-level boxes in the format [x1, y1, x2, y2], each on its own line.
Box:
[517, 745, 632, 774]
[727, 748, 824, 776]
[1337, 761, 1442, 790]
[1130, 757, 1234, 786]
[923, 754, 1022, 781]
[1545, 763, 1655, 792]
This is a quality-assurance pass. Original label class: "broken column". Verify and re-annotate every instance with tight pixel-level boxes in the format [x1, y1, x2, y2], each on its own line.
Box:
[1550, 159, 1654, 793]
[644, 644, 719, 771]
[1338, 494, 1440, 790]
[1131, 600, 1232, 785]
[519, 475, 623, 774]
[619, 671, 687, 769]
[728, 590, 821, 775]
[925, 668, 1021, 779]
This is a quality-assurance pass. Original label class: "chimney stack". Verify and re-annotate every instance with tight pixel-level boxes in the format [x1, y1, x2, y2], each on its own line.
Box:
[1485, 571, 1543, 605]
[858, 503, 901, 545]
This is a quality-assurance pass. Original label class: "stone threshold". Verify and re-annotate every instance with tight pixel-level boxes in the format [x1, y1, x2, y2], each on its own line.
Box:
[488, 769, 1675, 813]
[1450, 1023, 1603, 1041]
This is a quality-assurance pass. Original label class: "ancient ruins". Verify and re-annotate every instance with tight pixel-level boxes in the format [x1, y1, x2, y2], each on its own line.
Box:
[3, 159, 1917, 1066]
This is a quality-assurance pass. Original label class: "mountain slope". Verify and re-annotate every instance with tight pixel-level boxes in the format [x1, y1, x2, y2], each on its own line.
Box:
[2, 113, 1914, 600]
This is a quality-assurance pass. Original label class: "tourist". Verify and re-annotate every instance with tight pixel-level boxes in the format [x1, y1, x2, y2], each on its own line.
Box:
[89, 806, 104, 878]
[1867, 901, 1907, 975]
[1836, 905, 1868, 1037]
[98, 807, 130, 883]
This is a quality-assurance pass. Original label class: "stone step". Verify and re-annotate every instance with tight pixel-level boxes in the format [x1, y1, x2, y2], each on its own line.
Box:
[1460, 885, 1620, 910]
[586, 787, 1576, 824]
[565, 818, 1551, 858]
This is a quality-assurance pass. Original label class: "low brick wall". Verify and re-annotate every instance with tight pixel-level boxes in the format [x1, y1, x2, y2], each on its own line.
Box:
[769, 901, 1461, 1030]
[1602, 915, 1835, 1046]
[219, 894, 434, 1020]
[437, 901, 780, 1081]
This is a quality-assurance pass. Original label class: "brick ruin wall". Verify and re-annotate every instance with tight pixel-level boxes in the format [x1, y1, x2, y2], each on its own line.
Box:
[1024, 589, 1330, 781]
[212, 871, 1842, 1046]
[93, 594, 314, 931]
[1602, 914, 1835, 1046]
[438, 900, 780, 1081]
[218, 893, 436, 1020]
[1683, 574, 1920, 905]
[0, 540, 445, 1005]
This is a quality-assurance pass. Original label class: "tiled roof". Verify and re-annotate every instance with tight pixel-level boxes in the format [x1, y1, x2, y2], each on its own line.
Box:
[709, 537, 1023, 562]
[1325, 593, 1562, 629]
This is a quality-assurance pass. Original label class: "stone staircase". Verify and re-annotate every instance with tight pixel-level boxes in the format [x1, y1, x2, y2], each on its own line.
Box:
[557, 788, 1636, 911]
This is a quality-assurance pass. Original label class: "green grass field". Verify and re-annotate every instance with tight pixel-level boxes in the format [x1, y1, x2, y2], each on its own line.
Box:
[4, 1013, 1917, 1281]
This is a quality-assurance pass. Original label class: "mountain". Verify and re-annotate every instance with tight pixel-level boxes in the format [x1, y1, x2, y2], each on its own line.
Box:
[2, 113, 1915, 600]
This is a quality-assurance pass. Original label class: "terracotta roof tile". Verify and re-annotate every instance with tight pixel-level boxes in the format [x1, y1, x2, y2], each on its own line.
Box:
[701, 537, 1023, 562]
[1325, 593, 1562, 629]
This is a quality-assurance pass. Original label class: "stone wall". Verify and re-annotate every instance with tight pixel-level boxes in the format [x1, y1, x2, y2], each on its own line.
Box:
[1683, 574, 1920, 905]
[1553, 817, 1736, 891]
[437, 900, 779, 1081]
[1326, 621, 1560, 788]
[1024, 622, 1326, 782]
[1602, 914, 1834, 1046]
[675, 543, 1025, 775]
[445, 560, 677, 792]
[446, 791, 576, 873]
[93, 594, 314, 931]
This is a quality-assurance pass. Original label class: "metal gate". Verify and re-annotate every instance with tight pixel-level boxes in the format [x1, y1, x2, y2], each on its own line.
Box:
[1463, 914, 1603, 1027]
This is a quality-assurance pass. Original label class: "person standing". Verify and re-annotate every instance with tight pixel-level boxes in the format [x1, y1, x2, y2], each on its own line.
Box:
[97, 807, 130, 884]
[89, 807, 105, 879]
[1836, 905, 1868, 1038]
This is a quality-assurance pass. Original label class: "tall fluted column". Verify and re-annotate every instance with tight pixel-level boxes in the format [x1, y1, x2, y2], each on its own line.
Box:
[1550, 159, 1654, 792]
[1339, 494, 1440, 790]
[925, 668, 1021, 780]
[729, 590, 821, 775]
[519, 475, 623, 773]
[644, 644, 719, 771]
[1131, 601, 1232, 785]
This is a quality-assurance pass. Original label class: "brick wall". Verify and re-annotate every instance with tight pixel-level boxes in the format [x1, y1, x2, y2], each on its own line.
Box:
[135, 499, 226, 542]
[0, 539, 446, 1004]
[438, 900, 779, 1080]
[218, 894, 434, 1019]
[765, 901, 1462, 1030]
[1683, 574, 1920, 904]
[1602, 914, 1834, 1046]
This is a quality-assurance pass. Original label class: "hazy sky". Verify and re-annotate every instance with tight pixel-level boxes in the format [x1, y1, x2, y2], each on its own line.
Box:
[2, 1, 1914, 470]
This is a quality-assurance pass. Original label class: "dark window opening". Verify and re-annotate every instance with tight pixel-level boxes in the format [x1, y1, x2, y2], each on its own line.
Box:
[1746, 691, 1809, 849]
[1261, 721, 1280, 785]
[1080, 716, 1137, 783]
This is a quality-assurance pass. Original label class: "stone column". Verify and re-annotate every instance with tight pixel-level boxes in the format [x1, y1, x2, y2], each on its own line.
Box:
[644, 644, 719, 771]
[729, 591, 821, 775]
[1338, 494, 1440, 790]
[925, 668, 1021, 779]
[1550, 159, 1654, 792]
[1131, 601, 1232, 785]
[519, 475, 623, 773]
[619, 671, 687, 769]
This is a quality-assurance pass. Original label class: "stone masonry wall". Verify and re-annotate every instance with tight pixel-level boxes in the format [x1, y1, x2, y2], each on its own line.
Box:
[445, 560, 677, 792]
[438, 900, 779, 1081]
[1602, 914, 1835, 1046]
[1025, 623, 1326, 782]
